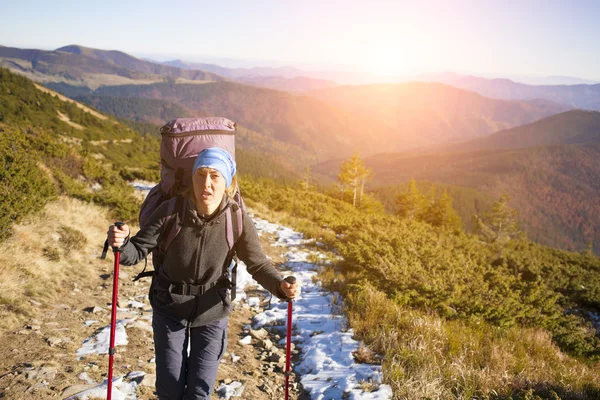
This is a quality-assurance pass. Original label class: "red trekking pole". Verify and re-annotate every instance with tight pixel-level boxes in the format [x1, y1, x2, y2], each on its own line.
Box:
[104, 221, 125, 400]
[284, 276, 296, 400]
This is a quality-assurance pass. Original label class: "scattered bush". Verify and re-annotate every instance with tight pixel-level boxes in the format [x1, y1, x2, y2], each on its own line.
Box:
[58, 226, 87, 254]
[42, 247, 60, 262]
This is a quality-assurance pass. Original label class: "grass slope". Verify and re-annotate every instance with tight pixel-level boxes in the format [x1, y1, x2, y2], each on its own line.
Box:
[243, 176, 600, 399]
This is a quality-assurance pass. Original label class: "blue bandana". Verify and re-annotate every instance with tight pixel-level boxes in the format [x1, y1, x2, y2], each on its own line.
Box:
[192, 148, 236, 188]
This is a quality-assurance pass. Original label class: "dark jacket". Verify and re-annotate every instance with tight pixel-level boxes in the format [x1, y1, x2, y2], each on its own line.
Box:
[120, 195, 286, 327]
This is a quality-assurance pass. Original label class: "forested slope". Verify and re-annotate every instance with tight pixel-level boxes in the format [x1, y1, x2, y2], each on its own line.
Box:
[0, 68, 299, 238]
[242, 176, 600, 399]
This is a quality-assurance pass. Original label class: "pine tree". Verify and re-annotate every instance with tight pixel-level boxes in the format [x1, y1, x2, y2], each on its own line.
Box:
[337, 153, 373, 208]
[395, 178, 425, 220]
[473, 193, 522, 243]
[424, 189, 463, 232]
[300, 166, 311, 191]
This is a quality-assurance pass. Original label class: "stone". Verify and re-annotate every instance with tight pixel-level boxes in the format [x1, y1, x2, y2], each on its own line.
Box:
[257, 338, 273, 350]
[239, 335, 252, 345]
[25, 381, 48, 393]
[249, 328, 269, 340]
[141, 373, 156, 387]
[25, 324, 41, 331]
[46, 337, 62, 347]
[29, 300, 42, 306]
[61, 384, 97, 398]
[25, 370, 38, 380]
[38, 366, 57, 381]
[117, 311, 138, 320]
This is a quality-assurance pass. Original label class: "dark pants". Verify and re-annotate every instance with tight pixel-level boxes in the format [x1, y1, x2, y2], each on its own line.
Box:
[152, 313, 228, 400]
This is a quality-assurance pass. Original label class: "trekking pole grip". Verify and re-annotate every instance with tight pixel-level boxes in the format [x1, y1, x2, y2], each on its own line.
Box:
[112, 222, 125, 253]
[284, 276, 296, 302]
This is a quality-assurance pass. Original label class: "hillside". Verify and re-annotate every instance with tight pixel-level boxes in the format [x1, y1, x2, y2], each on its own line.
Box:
[67, 81, 398, 160]
[339, 144, 600, 255]
[0, 68, 300, 238]
[236, 75, 338, 92]
[73, 95, 193, 125]
[370, 181, 496, 232]
[2, 67, 600, 399]
[240, 176, 600, 398]
[0, 44, 225, 88]
[448, 109, 600, 151]
[47, 79, 573, 160]
[309, 82, 571, 147]
[435, 74, 600, 110]
[65, 94, 318, 172]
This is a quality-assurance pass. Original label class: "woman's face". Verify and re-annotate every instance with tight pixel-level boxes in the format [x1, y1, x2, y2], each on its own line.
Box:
[193, 168, 227, 212]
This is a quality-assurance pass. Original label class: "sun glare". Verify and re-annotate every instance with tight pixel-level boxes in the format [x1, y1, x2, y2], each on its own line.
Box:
[366, 45, 408, 78]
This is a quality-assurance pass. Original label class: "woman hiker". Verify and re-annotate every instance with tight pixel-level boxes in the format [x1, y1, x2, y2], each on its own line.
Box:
[107, 147, 300, 399]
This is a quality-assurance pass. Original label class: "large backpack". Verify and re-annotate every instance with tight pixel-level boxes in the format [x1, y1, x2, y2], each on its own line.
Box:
[134, 117, 245, 298]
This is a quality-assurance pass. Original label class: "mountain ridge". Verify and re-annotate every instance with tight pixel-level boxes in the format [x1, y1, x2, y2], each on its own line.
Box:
[0, 44, 226, 85]
[447, 110, 600, 151]
[425, 74, 600, 110]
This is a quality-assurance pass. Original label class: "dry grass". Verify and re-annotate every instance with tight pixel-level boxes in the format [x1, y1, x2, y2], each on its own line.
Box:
[81, 73, 162, 89]
[174, 78, 213, 85]
[345, 286, 600, 400]
[56, 110, 84, 130]
[33, 84, 108, 120]
[0, 196, 114, 330]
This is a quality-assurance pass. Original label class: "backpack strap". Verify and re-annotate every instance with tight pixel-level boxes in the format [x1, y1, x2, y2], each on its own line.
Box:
[225, 202, 244, 301]
[160, 195, 186, 254]
[133, 196, 185, 282]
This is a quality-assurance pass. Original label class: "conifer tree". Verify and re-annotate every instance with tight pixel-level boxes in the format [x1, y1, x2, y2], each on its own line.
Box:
[337, 153, 373, 208]
[424, 189, 463, 232]
[301, 166, 311, 191]
[395, 178, 425, 220]
[473, 193, 522, 243]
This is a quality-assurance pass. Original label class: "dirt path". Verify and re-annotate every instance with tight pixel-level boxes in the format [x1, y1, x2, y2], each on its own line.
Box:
[34, 84, 108, 120]
[0, 225, 304, 399]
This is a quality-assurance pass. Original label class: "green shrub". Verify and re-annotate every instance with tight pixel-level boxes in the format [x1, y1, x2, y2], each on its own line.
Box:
[0, 127, 57, 241]
[58, 226, 88, 254]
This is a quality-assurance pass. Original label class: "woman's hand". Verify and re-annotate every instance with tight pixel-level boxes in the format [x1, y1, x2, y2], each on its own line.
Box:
[280, 277, 301, 299]
[107, 223, 130, 248]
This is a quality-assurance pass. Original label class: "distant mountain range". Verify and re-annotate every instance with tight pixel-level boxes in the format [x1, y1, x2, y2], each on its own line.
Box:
[447, 110, 600, 151]
[46, 79, 571, 162]
[308, 83, 571, 147]
[160, 59, 339, 91]
[421, 73, 600, 110]
[0, 44, 225, 87]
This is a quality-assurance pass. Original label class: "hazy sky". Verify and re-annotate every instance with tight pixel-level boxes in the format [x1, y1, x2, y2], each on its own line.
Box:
[2, 0, 599, 80]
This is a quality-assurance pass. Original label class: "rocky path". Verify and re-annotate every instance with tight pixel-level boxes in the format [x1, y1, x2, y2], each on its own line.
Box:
[0, 210, 391, 399]
[0, 215, 303, 399]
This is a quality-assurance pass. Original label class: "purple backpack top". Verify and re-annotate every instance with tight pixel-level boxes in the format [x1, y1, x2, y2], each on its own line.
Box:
[135, 117, 244, 289]
[140, 117, 237, 229]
